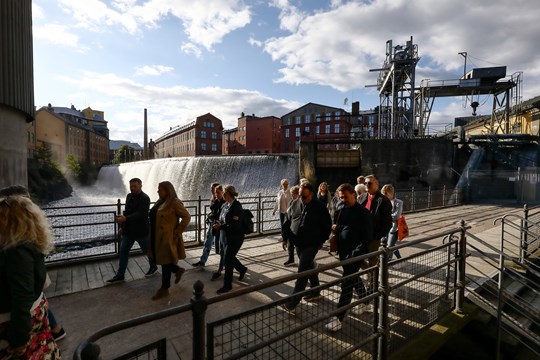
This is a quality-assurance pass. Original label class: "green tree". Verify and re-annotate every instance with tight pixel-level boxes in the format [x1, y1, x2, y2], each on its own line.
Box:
[113, 144, 135, 164]
[66, 154, 81, 177]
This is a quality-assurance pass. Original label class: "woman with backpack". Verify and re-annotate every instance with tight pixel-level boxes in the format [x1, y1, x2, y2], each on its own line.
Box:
[212, 185, 248, 294]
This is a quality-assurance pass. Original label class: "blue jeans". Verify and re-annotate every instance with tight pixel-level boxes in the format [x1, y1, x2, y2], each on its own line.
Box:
[289, 245, 320, 307]
[387, 231, 401, 260]
[199, 225, 220, 264]
[117, 234, 156, 277]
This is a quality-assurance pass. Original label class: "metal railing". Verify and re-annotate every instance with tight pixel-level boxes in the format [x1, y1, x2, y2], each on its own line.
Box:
[464, 205, 540, 360]
[74, 225, 466, 360]
[43, 187, 463, 265]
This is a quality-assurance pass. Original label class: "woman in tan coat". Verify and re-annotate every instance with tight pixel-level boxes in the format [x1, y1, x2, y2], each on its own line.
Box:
[149, 181, 191, 300]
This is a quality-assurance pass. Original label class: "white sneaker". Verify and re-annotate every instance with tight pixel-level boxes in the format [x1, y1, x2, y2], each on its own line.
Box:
[325, 316, 342, 332]
[351, 303, 372, 315]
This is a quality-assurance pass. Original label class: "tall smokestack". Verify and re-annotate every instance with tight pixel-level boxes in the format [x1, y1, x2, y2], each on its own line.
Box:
[144, 108, 148, 160]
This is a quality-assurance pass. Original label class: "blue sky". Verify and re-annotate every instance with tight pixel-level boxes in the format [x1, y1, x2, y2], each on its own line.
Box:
[32, 0, 540, 145]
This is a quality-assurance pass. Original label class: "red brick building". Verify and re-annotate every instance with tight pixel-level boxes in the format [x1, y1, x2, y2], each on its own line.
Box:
[154, 113, 223, 158]
[223, 114, 282, 154]
[280, 103, 350, 153]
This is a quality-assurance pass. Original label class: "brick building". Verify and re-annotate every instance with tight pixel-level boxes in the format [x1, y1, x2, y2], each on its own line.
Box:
[154, 113, 223, 158]
[223, 114, 282, 154]
[32, 105, 110, 167]
[280, 103, 351, 152]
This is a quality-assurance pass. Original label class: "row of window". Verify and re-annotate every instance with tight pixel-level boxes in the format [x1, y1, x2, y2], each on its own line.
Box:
[203, 121, 216, 128]
[200, 130, 218, 140]
[284, 124, 341, 138]
[283, 112, 342, 126]
[200, 143, 218, 152]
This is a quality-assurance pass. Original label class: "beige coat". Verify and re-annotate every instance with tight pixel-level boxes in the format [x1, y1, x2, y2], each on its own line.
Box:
[154, 199, 191, 265]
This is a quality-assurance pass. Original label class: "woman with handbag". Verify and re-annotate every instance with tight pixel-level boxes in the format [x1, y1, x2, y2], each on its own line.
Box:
[149, 181, 191, 300]
[0, 194, 62, 359]
[381, 184, 403, 260]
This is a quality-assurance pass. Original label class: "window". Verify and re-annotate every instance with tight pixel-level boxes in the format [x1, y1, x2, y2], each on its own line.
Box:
[201, 143, 207, 151]
[326, 112, 331, 121]
[335, 111, 341, 120]
[304, 126, 310, 134]
[211, 131, 217, 139]
[316, 125, 320, 134]
[284, 117, 291, 126]
[295, 116, 301, 124]
[211, 143, 217, 152]
[285, 128, 290, 138]
[295, 127, 300, 137]
[316, 114, 321, 123]
[334, 124, 340, 133]
[305, 115, 311, 124]
[325, 124, 331, 134]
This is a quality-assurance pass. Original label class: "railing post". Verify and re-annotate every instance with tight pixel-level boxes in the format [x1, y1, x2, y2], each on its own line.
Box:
[191, 280, 207, 360]
[77, 341, 101, 360]
[521, 204, 529, 262]
[377, 246, 390, 360]
[411, 187, 415, 212]
[198, 196, 202, 244]
[258, 192, 262, 234]
[428, 186, 432, 209]
[496, 218, 506, 360]
[455, 220, 467, 314]
[442, 185, 446, 207]
[116, 198, 122, 254]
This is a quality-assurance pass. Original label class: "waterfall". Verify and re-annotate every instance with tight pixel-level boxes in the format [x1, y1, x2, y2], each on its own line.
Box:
[96, 155, 299, 201]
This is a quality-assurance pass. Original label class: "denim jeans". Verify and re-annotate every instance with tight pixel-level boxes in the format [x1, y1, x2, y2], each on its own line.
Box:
[289, 245, 320, 307]
[117, 234, 156, 277]
[199, 225, 215, 264]
[337, 261, 367, 321]
[387, 231, 401, 260]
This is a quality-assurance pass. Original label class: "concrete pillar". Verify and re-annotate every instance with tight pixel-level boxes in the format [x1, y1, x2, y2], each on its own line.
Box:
[0, 0, 34, 188]
[0, 106, 27, 187]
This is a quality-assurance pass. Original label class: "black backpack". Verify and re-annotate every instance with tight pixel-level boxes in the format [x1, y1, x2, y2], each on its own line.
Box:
[242, 209, 254, 234]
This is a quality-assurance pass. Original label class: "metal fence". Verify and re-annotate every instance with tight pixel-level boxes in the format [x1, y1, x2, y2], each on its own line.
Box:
[74, 226, 465, 360]
[43, 187, 462, 264]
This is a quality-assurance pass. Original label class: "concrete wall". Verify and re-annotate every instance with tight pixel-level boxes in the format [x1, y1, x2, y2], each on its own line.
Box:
[300, 138, 459, 190]
[0, 106, 28, 188]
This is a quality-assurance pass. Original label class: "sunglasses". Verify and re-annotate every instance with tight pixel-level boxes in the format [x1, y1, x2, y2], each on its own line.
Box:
[365, 181, 373, 186]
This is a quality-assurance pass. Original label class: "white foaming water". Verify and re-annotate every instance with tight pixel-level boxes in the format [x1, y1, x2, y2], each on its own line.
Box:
[94, 154, 299, 202]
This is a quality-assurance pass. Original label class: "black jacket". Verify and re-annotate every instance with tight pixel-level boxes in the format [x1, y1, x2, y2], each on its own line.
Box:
[335, 203, 373, 259]
[222, 199, 244, 243]
[294, 198, 332, 248]
[122, 191, 150, 237]
[359, 190, 392, 241]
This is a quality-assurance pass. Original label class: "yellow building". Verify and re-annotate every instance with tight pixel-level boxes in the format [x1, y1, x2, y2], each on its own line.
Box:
[464, 95, 540, 136]
[33, 105, 110, 167]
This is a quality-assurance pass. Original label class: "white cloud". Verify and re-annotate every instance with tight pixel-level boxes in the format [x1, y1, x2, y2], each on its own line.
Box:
[270, 0, 306, 32]
[180, 42, 203, 58]
[62, 71, 298, 143]
[57, 0, 252, 51]
[33, 24, 83, 49]
[32, 3, 45, 19]
[248, 37, 263, 47]
[263, 0, 540, 94]
[134, 65, 175, 76]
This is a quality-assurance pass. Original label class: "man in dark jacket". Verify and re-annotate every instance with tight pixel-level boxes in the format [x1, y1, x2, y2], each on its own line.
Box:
[107, 178, 156, 283]
[357, 174, 392, 264]
[325, 183, 373, 332]
[282, 182, 332, 314]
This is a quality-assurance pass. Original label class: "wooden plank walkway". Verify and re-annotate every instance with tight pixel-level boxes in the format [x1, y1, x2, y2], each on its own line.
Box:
[45, 203, 526, 359]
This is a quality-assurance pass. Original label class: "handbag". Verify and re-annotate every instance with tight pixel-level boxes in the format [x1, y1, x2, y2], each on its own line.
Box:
[328, 209, 342, 255]
[397, 215, 409, 240]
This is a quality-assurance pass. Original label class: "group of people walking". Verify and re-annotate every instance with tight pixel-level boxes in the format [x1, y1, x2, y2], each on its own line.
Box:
[273, 174, 403, 332]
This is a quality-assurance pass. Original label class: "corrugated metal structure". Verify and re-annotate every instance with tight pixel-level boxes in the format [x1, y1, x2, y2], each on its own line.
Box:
[0, 0, 35, 121]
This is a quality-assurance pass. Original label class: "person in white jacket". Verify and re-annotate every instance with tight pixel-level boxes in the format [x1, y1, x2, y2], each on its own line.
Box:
[381, 184, 403, 260]
[273, 179, 292, 263]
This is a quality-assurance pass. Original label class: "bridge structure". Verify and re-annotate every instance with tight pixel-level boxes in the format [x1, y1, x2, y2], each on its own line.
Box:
[368, 37, 523, 138]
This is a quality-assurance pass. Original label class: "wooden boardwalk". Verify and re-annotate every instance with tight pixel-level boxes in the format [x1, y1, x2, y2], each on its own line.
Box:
[46, 203, 526, 359]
